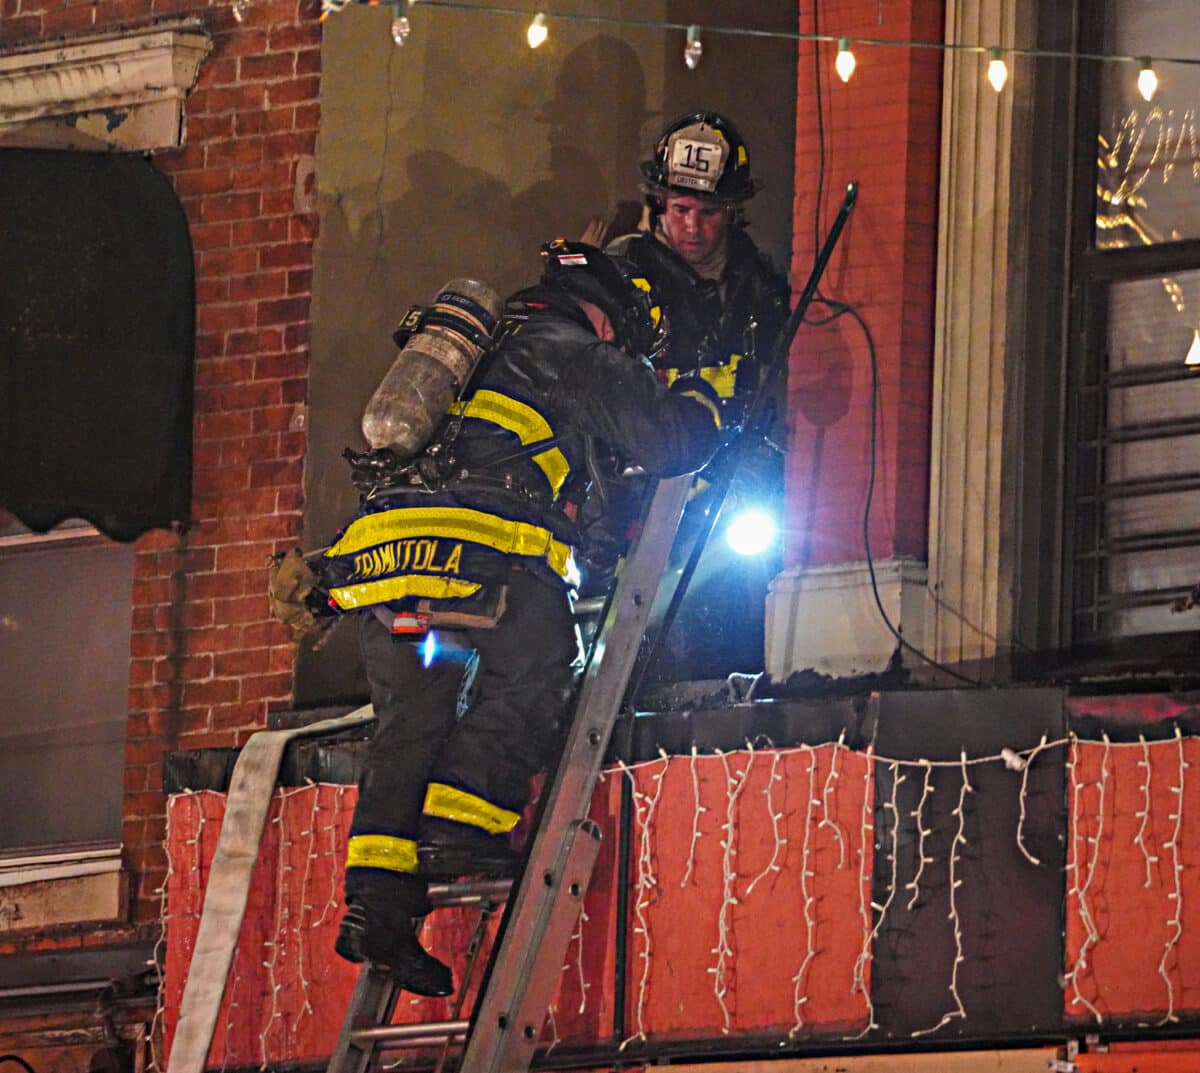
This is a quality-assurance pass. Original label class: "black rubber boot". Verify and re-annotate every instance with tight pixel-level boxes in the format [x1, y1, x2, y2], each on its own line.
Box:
[335, 905, 453, 997]
[336, 869, 451, 997]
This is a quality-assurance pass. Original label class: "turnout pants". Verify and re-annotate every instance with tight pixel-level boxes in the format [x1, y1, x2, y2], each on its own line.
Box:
[345, 567, 577, 913]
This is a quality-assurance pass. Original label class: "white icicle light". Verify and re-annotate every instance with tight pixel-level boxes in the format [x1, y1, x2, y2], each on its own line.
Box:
[835, 37, 856, 82]
[526, 11, 548, 48]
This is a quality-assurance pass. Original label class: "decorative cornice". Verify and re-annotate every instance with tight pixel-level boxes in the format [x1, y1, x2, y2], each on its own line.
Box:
[0, 23, 211, 151]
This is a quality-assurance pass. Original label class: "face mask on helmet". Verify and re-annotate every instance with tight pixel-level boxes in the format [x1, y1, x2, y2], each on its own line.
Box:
[539, 239, 669, 362]
[640, 111, 759, 206]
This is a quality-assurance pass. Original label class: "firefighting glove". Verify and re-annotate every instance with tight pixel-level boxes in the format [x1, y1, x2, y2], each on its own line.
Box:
[267, 548, 334, 639]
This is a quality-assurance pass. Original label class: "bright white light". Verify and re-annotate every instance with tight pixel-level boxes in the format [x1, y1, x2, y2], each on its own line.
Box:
[835, 37, 856, 83]
[421, 631, 438, 667]
[1186, 328, 1200, 367]
[684, 24, 703, 70]
[1137, 60, 1158, 103]
[726, 509, 777, 557]
[527, 12, 548, 48]
[987, 49, 1008, 92]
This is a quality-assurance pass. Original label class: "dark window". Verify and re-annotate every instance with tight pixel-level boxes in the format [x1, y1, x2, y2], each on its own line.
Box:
[0, 149, 194, 541]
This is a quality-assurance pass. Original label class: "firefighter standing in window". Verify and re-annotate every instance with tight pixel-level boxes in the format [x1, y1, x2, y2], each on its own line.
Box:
[305, 242, 720, 997]
[599, 112, 791, 682]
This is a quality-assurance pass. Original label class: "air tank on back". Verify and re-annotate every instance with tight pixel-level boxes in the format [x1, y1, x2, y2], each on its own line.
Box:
[361, 278, 503, 458]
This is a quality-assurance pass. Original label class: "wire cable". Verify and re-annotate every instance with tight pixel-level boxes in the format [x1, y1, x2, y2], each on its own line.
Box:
[0, 1058, 39, 1073]
[809, 297, 980, 687]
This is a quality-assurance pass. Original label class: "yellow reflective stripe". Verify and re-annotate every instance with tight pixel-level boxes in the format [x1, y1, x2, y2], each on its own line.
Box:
[677, 388, 722, 429]
[663, 354, 742, 399]
[423, 782, 521, 835]
[455, 389, 571, 495]
[326, 507, 577, 582]
[329, 574, 481, 610]
[346, 833, 418, 874]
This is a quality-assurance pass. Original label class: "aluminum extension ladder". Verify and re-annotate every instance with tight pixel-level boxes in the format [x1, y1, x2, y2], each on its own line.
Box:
[325, 473, 694, 1073]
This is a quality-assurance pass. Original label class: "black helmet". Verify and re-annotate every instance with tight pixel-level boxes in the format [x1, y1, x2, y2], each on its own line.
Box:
[540, 238, 668, 361]
[640, 111, 758, 204]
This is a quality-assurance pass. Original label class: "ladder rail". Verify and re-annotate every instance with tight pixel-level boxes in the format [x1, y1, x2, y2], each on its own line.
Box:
[459, 474, 694, 1073]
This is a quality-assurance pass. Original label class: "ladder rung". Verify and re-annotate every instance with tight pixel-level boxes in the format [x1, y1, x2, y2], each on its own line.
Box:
[427, 877, 512, 908]
[349, 1018, 470, 1050]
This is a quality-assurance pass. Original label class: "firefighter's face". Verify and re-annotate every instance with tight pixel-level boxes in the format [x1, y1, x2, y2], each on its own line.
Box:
[660, 194, 727, 266]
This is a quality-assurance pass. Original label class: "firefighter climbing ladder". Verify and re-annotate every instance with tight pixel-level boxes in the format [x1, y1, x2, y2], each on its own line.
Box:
[168, 182, 857, 1073]
[324, 183, 858, 1072]
[326, 471, 696, 1073]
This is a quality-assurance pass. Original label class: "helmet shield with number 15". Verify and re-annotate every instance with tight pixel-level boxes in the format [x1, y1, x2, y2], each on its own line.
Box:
[640, 111, 759, 205]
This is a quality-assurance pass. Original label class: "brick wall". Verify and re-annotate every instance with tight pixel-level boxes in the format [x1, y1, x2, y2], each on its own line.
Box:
[0, 0, 318, 934]
[787, 0, 943, 568]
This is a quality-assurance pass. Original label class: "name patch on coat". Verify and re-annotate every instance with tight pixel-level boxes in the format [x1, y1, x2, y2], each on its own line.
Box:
[351, 539, 463, 580]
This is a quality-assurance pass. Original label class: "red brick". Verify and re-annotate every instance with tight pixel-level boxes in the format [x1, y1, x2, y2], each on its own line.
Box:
[283, 322, 310, 349]
[185, 625, 245, 655]
[255, 351, 307, 379]
[280, 377, 306, 404]
[266, 75, 319, 107]
[200, 190, 263, 224]
[258, 296, 310, 326]
[241, 52, 295, 80]
[213, 594, 271, 625]
[268, 24, 318, 50]
[231, 270, 287, 303]
[293, 102, 320, 132]
[197, 301, 257, 334]
[227, 327, 285, 356]
[196, 409, 255, 441]
[209, 702, 268, 731]
[207, 138, 266, 168]
[199, 245, 258, 277]
[286, 267, 313, 294]
[233, 216, 291, 246]
[41, 3, 94, 32]
[241, 672, 293, 702]
[184, 678, 241, 706]
[193, 464, 252, 496]
[260, 241, 311, 269]
[216, 541, 279, 572]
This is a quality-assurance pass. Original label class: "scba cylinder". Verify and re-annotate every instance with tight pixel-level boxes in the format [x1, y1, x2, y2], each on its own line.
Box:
[361, 278, 502, 458]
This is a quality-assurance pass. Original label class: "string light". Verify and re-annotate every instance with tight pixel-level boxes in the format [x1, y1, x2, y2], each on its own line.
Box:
[684, 24, 703, 70]
[390, 0, 412, 44]
[1064, 734, 1105, 1024]
[1138, 57, 1159, 102]
[231, 0, 250, 22]
[315, 0, 1200, 114]
[835, 37, 856, 83]
[710, 746, 755, 1034]
[526, 11, 548, 48]
[986, 47, 1008, 92]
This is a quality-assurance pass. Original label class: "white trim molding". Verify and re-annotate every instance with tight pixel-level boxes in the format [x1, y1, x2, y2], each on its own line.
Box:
[0, 22, 211, 151]
[765, 558, 928, 679]
[0, 845, 123, 932]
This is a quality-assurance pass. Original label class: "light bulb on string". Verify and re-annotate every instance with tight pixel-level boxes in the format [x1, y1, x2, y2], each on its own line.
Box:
[527, 11, 548, 48]
[231, 0, 249, 21]
[391, 1, 411, 46]
[987, 48, 1008, 92]
[835, 37, 856, 82]
[684, 24, 703, 70]
[1185, 327, 1200, 367]
[1137, 58, 1158, 102]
